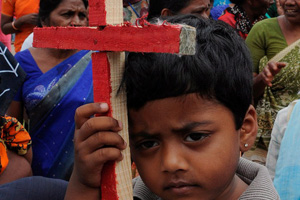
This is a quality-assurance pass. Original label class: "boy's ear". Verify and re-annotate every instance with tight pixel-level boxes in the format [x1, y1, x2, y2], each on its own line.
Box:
[239, 105, 258, 153]
[161, 8, 174, 17]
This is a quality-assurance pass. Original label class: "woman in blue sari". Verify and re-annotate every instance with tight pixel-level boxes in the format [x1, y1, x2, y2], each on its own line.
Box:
[7, 0, 92, 180]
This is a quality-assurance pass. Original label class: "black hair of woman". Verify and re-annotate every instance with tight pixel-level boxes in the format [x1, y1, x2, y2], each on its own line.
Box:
[147, 0, 192, 20]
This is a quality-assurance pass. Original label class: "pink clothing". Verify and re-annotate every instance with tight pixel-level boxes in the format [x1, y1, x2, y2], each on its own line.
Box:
[0, 1, 11, 51]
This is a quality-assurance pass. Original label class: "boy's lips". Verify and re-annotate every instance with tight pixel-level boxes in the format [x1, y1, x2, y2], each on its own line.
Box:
[163, 180, 199, 195]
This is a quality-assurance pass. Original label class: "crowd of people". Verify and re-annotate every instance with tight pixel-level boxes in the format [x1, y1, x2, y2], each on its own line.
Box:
[0, 0, 299, 199]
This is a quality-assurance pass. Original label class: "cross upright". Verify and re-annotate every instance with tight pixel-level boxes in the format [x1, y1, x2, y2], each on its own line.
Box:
[33, 0, 196, 199]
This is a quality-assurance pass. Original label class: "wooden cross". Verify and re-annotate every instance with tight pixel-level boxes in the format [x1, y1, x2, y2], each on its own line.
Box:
[33, 0, 196, 199]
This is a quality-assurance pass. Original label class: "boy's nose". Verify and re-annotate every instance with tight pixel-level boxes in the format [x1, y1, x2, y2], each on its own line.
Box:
[161, 145, 189, 173]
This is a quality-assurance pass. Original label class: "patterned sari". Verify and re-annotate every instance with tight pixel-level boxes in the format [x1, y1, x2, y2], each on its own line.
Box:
[15, 50, 93, 179]
[255, 39, 300, 150]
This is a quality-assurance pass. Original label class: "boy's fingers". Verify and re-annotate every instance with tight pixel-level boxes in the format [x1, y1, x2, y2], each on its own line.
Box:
[79, 131, 126, 154]
[95, 148, 124, 162]
[81, 148, 124, 167]
[76, 116, 122, 142]
[75, 103, 109, 129]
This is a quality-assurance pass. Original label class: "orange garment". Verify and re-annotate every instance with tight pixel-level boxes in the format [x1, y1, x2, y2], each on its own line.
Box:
[0, 139, 8, 174]
[1, 0, 39, 52]
[0, 115, 31, 174]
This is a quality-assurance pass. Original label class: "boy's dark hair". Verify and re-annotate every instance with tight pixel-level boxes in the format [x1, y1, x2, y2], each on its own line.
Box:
[38, 0, 88, 27]
[147, 0, 193, 20]
[123, 15, 253, 129]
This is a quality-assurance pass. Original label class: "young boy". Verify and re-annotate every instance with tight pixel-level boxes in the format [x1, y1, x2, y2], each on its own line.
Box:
[65, 15, 280, 200]
[0, 15, 279, 200]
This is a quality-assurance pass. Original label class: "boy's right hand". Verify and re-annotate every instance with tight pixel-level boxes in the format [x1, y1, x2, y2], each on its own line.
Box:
[71, 102, 126, 189]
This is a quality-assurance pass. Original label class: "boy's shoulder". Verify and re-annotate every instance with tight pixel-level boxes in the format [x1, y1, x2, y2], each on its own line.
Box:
[237, 158, 280, 200]
[132, 158, 280, 200]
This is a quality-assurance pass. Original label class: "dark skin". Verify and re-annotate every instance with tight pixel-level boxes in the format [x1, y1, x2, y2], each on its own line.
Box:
[0, 149, 32, 184]
[1, 13, 38, 34]
[253, 61, 286, 103]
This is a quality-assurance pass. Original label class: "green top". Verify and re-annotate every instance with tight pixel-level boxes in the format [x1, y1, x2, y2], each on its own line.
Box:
[246, 18, 287, 74]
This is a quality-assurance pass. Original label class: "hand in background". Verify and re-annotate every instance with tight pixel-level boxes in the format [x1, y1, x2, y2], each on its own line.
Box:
[276, 0, 284, 16]
[261, 61, 286, 87]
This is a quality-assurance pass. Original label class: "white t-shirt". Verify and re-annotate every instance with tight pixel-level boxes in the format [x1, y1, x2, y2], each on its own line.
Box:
[20, 33, 33, 51]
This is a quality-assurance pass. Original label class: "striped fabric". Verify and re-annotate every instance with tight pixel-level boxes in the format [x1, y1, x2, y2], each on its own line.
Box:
[238, 158, 280, 200]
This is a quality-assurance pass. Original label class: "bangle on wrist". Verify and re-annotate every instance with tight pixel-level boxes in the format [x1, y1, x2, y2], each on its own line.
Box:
[12, 21, 18, 30]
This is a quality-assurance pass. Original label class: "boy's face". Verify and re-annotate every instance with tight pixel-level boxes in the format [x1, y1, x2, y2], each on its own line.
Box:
[129, 94, 247, 200]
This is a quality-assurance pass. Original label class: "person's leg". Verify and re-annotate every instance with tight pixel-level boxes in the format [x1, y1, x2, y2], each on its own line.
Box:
[0, 176, 68, 200]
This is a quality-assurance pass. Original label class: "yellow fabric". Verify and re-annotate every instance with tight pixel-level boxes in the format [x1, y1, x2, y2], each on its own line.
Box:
[1, 0, 39, 52]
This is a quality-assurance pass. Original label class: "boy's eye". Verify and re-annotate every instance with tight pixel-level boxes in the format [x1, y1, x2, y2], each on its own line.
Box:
[185, 133, 208, 142]
[138, 140, 159, 149]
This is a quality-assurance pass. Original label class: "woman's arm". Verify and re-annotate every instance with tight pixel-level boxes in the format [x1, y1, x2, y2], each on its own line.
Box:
[0, 150, 32, 184]
[6, 101, 23, 123]
[1, 13, 38, 35]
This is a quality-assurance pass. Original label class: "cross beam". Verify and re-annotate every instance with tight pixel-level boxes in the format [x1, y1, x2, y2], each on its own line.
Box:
[33, 25, 195, 54]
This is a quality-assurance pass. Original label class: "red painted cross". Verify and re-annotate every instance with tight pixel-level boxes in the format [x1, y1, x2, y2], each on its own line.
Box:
[33, 0, 196, 199]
